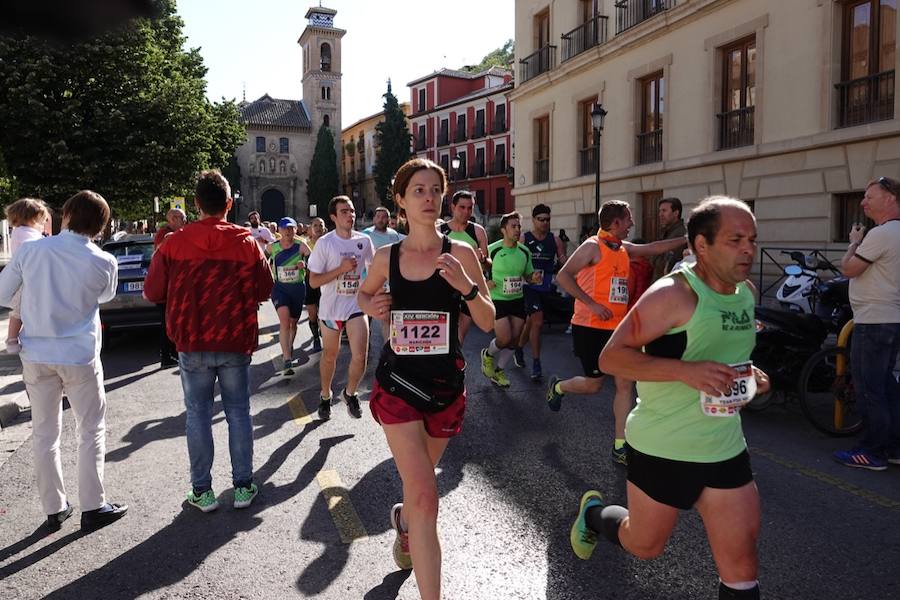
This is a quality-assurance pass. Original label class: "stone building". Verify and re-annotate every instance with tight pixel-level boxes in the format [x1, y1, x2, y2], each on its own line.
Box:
[233, 5, 345, 222]
[511, 0, 897, 275]
[340, 101, 411, 218]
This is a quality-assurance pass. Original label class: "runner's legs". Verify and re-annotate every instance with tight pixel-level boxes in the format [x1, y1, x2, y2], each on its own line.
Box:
[276, 306, 295, 361]
[695, 482, 760, 583]
[319, 323, 341, 398]
[616, 481, 680, 559]
[344, 316, 370, 396]
[612, 377, 635, 440]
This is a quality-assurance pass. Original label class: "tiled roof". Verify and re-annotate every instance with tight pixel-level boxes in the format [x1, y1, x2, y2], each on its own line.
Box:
[239, 95, 311, 130]
[407, 66, 512, 87]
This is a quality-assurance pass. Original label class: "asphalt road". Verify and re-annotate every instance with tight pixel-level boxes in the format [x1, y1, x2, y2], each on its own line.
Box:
[0, 304, 898, 599]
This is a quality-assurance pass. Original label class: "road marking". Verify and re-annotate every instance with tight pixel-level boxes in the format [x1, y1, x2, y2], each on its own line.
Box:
[287, 393, 313, 426]
[316, 469, 368, 543]
[752, 447, 900, 512]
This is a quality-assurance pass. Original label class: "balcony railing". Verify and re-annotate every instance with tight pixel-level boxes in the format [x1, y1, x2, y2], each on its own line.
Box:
[535, 158, 550, 183]
[492, 159, 507, 176]
[520, 45, 557, 83]
[579, 147, 597, 176]
[717, 106, 755, 150]
[562, 14, 609, 61]
[454, 128, 467, 143]
[471, 162, 485, 178]
[456, 163, 467, 180]
[835, 70, 895, 128]
[474, 120, 485, 139]
[438, 132, 449, 146]
[615, 0, 675, 35]
[415, 135, 426, 152]
[491, 117, 507, 134]
[636, 129, 663, 164]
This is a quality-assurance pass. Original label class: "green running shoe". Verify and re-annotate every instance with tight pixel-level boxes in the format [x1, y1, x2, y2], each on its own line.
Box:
[547, 375, 564, 412]
[570, 490, 604, 560]
[611, 445, 628, 466]
[187, 489, 219, 513]
[491, 368, 511, 388]
[233, 483, 258, 509]
[481, 348, 496, 379]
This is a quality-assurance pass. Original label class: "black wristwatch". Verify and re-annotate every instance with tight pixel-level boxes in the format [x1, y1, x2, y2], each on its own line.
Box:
[461, 284, 479, 301]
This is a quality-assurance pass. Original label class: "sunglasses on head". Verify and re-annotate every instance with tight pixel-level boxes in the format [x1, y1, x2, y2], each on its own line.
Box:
[877, 176, 899, 197]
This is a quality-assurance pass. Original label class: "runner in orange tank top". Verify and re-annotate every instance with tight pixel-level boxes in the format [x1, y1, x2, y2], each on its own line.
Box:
[546, 200, 687, 465]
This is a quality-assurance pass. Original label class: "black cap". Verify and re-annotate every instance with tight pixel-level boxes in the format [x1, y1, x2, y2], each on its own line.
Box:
[532, 204, 551, 217]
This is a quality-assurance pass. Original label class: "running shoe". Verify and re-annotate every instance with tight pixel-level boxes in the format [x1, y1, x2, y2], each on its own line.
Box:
[513, 347, 525, 368]
[491, 368, 510, 388]
[611, 445, 628, 466]
[318, 396, 332, 421]
[187, 489, 219, 513]
[480, 348, 496, 379]
[547, 375, 564, 412]
[311, 337, 322, 353]
[282, 358, 295, 376]
[390, 503, 412, 570]
[342, 388, 362, 419]
[531, 359, 543, 382]
[233, 483, 259, 509]
[888, 450, 900, 465]
[832, 448, 887, 471]
[570, 490, 604, 560]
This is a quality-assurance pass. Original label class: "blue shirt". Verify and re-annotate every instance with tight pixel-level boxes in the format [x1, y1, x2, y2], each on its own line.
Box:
[362, 226, 403, 249]
[0, 230, 118, 365]
[523, 231, 558, 292]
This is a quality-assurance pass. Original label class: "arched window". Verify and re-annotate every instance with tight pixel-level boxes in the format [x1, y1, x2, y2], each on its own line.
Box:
[280, 161, 286, 174]
[321, 86, 331, 100]
[323, 114, 330, 127]
[259, 159, 265, 173]
[320, 43, 332, 71]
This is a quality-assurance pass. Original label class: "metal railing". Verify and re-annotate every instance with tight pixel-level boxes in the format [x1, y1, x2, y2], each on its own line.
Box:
[473, 121, 485, 139]
[454, 126, 467, 143]
[579, 147, 597, 176]
[520, 45, 557, 83]
[562, 14, 609, 61]
[491, 116, 507, 134]
[492, 158, 507, 176]
[615, 0, 675, 34]
[757, 247, 845, 301]
[471, 162, 485, 178]
[415, 134, 426, 152]
[717, 106, 755, 150]
[535, 158, 550, 183]
[437, 132, 449, 146]
[636, 129, 663, 164]
[835, 69, 895, 128]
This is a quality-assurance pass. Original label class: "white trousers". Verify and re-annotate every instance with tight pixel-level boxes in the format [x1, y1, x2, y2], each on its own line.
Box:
[22, 360, 107, 514]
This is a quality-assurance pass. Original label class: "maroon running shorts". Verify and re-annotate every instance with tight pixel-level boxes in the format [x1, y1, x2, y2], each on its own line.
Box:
[369, 380, 466, 438]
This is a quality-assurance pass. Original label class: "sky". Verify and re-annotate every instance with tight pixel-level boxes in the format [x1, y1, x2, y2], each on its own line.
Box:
[178, 0, 514, 128]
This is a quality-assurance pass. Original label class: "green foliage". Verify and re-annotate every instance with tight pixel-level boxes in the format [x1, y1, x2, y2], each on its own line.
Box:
[373, 84, 412, 211]
[0, 149, 19, 206]
[0, 0, 244, 220]
[461, 40, 514, 73]
[307, 124, 340, 219]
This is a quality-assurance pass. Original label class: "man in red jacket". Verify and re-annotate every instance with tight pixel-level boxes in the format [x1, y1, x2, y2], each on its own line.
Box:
[144, 170, 274, 513]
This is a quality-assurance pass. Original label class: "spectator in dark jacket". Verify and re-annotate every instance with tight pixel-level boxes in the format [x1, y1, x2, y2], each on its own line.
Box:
[144, 170, 273, 512]
[651, 197, 687, 280]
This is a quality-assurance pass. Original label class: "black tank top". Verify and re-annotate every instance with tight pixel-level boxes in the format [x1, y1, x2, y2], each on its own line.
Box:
[381, 235, 463, 376]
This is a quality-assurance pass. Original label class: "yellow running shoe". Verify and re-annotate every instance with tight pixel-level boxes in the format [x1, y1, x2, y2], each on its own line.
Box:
[481, 348, 496, 379]
[570, 490, 604, 560]
[491, 368, 510, 388]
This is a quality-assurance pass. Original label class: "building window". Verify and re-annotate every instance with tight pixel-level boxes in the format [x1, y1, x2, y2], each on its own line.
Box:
[455, 114, 467, 143]
[279, 137, 289, 153]
[438, 118, 449, 146]
[640, 190, 663, 241]
[473, 147, 486, 177]
[718, 37, 756, 149]
[496, 187, 506, 214]
[418, 88, 426, 113]
[535, 115, 550, 183]
[475, 189, 485, 213]
[321, 86, 331, 100]
[474, 108, 485, 138]
[834, 192, 875, 241]
[837, 0, 896, 127]
[323, 114, 330, 127]
[637, 72, 664, 165]
[415, 124, 426, 151]
[493, 104, 507, 133]
[256, 136, 265, 152]
[579, 99, 598, 176]
[494, 143, 506, 175]
[521, 8, 555, 82]
[439, 153, 449, 174]
[455, 150, 467, 179]
[320, 43, 332, 71]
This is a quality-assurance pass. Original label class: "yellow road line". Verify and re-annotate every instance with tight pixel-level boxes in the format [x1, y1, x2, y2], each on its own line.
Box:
[751, 447, 900, 512]
[287, 393, 313, 426]
[316, 469, 368, 543]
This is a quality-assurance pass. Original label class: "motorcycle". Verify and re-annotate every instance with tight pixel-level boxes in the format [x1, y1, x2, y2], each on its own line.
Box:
[775, 251, 842, 313]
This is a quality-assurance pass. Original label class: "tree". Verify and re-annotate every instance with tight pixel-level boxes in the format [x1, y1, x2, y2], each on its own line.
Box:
[372, 81, 412, 211]
[0, 0, 244, 220]
[461, 39, 514, 73]
[307, 124, 340, 220]
[0, 148, 19, 206]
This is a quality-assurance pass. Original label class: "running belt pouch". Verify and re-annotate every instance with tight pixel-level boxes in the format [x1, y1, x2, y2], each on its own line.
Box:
[375, 354, 465, 413]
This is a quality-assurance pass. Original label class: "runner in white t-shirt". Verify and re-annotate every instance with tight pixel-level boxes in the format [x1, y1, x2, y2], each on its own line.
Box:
[308, 196, 375, 421]
[247, 211, 276, 250]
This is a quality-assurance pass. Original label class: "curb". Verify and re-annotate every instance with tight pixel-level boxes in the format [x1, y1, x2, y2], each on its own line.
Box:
[0, 392, 24, 428]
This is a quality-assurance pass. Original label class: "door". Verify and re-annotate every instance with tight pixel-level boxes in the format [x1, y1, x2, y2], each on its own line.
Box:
[260, 189, 286, 222]
[641, 190, 663, 241]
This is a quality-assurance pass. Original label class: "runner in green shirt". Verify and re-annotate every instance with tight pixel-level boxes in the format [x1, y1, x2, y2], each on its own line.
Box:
[480, 211, 539, 387]
[567, 197, 771, 600]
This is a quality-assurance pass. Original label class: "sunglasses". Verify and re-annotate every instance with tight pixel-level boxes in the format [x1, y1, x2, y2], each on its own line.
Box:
[534, 216, 551, 222]
[877, 176, 899, 197]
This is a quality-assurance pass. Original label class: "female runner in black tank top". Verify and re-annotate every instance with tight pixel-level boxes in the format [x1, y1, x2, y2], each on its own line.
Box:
[358, 158, 493, 600]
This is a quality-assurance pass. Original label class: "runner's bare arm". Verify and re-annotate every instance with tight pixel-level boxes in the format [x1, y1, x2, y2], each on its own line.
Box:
[556, 239, 607, 316]
[358, 246, 391, 319]
[299, 240, 312, 257]
[623, 235, 687, 258]
[475, 223, 491, 268]
[447, 241, 494, 332]
[599, 277, 739, 396]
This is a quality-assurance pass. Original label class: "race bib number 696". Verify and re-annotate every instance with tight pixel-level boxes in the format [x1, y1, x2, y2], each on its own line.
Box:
[700, 361, 757, 417]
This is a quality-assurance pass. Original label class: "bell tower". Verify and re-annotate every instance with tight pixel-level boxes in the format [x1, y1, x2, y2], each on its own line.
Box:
[299, 5, 345, 157]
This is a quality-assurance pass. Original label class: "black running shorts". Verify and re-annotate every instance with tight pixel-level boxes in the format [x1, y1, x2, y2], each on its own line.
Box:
[571, 325, 613, 378]
[494, 298, 526, 320]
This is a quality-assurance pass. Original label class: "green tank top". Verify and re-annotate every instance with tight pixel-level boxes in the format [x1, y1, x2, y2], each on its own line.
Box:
[270, 242, 307, 285]
[626, 263, 756, 463]
[439, 221, 478, 249]
[488, 240, 534, 301]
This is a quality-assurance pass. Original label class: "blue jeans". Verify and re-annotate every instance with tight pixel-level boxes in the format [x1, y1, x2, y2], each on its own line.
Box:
[179, 351, 253, 491]
[851, 323, 900, 456]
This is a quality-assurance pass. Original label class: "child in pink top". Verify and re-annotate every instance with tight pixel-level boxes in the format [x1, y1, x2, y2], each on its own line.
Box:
[4, 198, 51, 353]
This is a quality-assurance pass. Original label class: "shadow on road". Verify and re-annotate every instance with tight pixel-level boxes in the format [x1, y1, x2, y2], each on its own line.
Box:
[363, 570, 413, 599]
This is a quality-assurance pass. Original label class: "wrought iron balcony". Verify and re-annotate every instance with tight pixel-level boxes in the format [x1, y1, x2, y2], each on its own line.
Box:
[562, 15, 609, 61]
[535, 158, 550, 183]
[492, 158, 507, 176]
[717, 106, 755, 150]
[835, 70, 895, 128]
[491, 117, 507, 134]
[520, 45, 557, 83]
[636, 129, 663, 165]
[579, 147, 597, 176]
[437, 132, 449, 146]
[415, 134, 426, 152]
[473, 120, 485, 139]
[615, 0, 675, 35]
[454, 128, 467, 143]
[471, 162, 485, 178]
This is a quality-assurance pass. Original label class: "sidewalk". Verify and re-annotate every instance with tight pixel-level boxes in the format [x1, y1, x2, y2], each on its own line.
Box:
[0, 308, 28, 429]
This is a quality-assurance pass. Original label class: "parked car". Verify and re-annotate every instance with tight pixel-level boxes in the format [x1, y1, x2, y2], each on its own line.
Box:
[100, 234, 160, 333]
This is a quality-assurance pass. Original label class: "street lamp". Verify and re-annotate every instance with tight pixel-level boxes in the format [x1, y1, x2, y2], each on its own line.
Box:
[591, 103, 607, 214]
[233, 190, 242, 223]
[447, 156, 461, 216]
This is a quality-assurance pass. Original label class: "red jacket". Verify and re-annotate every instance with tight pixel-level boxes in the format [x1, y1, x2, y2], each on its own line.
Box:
[144, 217, 274, 355]
[628, 256, 653, 309]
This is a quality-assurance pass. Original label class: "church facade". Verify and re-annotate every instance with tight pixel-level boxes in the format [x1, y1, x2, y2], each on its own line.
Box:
[233, 5, 344, 223]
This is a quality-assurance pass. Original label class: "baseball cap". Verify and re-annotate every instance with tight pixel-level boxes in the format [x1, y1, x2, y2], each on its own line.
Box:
[278, 217, 297, 228]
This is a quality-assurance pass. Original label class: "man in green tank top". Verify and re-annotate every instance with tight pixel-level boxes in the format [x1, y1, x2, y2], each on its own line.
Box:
[439, 191, 490, 343]
[567, 197, 771, 600]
